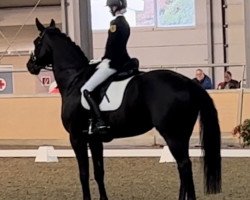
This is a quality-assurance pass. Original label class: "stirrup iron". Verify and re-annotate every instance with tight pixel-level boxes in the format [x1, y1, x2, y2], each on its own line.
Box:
[82, 119, 94, 135]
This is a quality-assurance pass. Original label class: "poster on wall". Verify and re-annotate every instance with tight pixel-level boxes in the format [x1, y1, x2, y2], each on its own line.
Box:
[156, 0, 195, 27]
[0, 65, 13, 94]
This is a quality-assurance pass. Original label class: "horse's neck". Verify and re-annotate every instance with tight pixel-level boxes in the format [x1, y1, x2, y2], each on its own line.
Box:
[50, 37, 90, 94]
[53, 62, 91, 96]
[51, 59, 85, 95]
[54, 68, 80, 89]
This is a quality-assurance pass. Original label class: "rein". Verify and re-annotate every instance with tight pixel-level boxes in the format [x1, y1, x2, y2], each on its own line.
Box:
[30, 52, 53, 71]
[29, 26, 54, 72]
[29, 52, 53, 88]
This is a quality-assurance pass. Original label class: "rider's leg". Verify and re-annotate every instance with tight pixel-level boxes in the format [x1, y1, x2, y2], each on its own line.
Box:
[81, 62, 116, 132]
[83, 90, 108, 132]
[81, 60, 116, 92]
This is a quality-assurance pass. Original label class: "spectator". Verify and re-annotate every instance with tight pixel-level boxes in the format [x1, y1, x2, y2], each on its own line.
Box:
[217, 71, 240, 89]
[193, 69, 213, 89]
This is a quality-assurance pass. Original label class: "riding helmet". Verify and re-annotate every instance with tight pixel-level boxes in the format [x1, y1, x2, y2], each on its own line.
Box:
[106, 0, 127, 10]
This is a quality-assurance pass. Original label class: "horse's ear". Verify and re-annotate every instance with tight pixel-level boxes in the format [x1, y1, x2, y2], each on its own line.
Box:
[50, 19, 56, 28]
[35, 18, 45, 32]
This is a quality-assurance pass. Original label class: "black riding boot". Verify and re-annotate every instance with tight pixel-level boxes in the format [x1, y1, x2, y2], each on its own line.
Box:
[83, 90, 109, 135]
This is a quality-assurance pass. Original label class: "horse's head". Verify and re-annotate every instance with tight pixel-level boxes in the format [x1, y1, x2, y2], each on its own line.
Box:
[27, 18, 56, 75]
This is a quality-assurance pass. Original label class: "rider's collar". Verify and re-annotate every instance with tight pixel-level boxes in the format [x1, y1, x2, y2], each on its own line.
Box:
[115, 9, 126, 17]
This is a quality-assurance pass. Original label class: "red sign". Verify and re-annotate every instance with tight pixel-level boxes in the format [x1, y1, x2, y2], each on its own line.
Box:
[0, 78, 6, 91]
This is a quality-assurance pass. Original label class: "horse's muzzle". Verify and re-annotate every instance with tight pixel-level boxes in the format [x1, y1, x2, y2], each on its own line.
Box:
[26, 57, 41, 75]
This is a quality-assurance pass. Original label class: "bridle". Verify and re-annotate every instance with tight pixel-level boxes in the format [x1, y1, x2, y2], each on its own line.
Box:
[29, 29, 53, 72]
[29, 52, 53, 71]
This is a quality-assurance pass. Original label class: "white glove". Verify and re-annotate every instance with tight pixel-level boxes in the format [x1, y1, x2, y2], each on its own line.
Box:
[89, 59, 101, 65]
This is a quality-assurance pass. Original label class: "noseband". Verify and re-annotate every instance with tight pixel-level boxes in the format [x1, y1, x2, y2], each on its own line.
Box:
[27, 53, 52, 77]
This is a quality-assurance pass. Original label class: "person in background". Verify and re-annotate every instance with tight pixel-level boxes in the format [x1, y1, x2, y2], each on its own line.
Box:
[217, 71, 240, 89]
[193, 69, 213, 89]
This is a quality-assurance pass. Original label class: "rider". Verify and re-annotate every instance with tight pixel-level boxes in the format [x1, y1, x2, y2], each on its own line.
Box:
[81, 0, 131, 135]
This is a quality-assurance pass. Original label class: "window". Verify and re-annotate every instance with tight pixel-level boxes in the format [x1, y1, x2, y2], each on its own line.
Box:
[90, 0, 195, 30]
[132, 0, 155, 27]
[91, 0, 154, 30]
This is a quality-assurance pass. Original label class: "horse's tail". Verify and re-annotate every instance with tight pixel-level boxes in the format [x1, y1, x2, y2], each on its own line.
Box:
[194, 85, 222, 194]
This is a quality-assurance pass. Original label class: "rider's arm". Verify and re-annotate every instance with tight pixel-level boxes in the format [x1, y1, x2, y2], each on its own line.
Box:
[102, 17, 130, 68]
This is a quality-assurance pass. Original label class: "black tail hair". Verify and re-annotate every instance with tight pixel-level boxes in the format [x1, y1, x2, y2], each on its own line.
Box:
[198, 88, 222, 194]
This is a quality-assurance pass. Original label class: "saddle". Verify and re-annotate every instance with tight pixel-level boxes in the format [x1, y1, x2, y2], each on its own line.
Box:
[90, 58, 141, 105]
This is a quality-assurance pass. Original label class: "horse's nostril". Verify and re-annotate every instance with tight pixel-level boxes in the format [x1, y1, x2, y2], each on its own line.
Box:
[26, 60, 40, 75]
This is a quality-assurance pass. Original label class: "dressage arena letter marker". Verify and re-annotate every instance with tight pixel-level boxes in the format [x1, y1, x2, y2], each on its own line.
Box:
[35, 146, 58, 162]
[41, 76, 51, 86]
[159, 146, 176, 163]
[160, 146, 203, 163]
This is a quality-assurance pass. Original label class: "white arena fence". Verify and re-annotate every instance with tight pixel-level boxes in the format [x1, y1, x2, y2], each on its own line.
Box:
[0, 146, 249, 163]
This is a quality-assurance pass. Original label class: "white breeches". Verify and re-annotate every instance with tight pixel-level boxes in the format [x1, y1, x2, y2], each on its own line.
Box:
[80, 60, 117, 93]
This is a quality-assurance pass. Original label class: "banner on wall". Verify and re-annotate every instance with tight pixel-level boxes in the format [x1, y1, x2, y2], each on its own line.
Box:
[0, 65, 13, 94]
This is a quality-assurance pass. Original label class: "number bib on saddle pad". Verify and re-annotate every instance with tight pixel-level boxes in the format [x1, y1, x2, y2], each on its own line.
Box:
[81, 76, 134, 111]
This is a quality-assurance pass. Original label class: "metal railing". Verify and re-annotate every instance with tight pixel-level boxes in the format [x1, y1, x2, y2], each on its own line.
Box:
[140, 63, 246, 88]
[140, 63, 248, 125]
[0, 63, 247, 95]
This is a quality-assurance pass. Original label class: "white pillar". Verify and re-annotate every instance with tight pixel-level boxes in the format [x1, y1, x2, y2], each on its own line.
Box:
[244, 0, 250, 87]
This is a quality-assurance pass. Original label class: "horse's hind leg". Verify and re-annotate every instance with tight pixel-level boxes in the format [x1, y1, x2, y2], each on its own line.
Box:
[89, 141, 108, 200]
[161, 134, 196, 200]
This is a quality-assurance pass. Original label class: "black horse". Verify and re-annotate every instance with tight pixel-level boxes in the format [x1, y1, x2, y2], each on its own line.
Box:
[27, 19, 221, 200]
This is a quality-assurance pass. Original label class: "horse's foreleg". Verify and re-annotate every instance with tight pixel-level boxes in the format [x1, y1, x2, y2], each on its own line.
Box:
[89, 141, 108, 200]
[70, 135, 91, 200]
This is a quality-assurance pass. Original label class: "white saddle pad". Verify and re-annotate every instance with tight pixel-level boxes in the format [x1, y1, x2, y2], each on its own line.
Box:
[81, 76, 134, 111]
